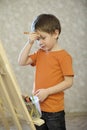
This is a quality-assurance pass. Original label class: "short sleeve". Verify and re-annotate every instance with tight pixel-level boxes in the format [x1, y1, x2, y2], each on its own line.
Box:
[59, 54, 74, 76]
[29, 52, 38, 66]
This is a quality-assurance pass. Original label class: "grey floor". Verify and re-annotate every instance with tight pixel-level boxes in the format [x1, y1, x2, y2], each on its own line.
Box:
[0, 115, 87, 130]
[66, 115, 87, 130]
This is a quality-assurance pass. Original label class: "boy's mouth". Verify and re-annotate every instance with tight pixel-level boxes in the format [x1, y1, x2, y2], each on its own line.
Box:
[39, 45, 48, 51]
[40, 44, 45, 48]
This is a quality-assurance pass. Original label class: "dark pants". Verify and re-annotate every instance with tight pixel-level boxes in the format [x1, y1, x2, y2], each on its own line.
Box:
[35, 110, 66, 130]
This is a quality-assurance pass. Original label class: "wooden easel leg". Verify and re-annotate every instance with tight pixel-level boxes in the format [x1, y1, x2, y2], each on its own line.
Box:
[0, 75, 22, 130]
[0, 42, 36, 130]
[5, 64, 36, 130]
[0, 102, 10, 130]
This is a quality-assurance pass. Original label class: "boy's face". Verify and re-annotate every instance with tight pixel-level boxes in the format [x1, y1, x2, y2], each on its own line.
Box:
[36, 30, 59, 51]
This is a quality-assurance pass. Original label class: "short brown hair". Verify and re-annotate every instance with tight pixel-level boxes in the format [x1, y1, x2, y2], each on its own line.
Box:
[31, 14, 61, 34]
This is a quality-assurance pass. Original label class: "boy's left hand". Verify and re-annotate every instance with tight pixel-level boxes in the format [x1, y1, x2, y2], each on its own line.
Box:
[34, 89, 49, 102]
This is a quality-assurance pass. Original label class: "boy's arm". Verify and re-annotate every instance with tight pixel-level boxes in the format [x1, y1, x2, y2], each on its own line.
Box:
[18, 41, 33, 66]
[18, 32, 39, 66]
[35, 76, 73, 102]
[47, 76, 73, 95]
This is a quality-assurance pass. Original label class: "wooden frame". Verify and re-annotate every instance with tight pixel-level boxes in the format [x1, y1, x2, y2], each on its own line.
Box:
[0, 41, 39, 130]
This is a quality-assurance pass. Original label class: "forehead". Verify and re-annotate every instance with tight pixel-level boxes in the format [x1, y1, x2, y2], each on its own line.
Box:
[36, 30, 50, 36]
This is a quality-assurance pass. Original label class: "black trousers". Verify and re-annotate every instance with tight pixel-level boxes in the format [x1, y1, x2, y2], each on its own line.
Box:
[35, 110, 66, 130]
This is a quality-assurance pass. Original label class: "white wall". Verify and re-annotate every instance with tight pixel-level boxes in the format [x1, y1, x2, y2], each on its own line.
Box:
[0, 0, 87, 113]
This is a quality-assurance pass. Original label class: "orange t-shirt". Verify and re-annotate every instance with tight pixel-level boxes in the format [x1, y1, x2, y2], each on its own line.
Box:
[29, 49, 74, 112]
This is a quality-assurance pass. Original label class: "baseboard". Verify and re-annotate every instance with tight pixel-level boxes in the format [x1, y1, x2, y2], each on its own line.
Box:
[66, 112, 87, 117]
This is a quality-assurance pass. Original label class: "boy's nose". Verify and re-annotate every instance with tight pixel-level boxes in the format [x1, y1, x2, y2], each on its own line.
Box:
[39, 41, 45, 47]
[39, 39, 44, 44]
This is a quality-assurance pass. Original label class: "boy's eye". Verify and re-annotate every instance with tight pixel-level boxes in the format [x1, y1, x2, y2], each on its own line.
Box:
[41, 36, 46, 40]
[37, 37, 40, 40]
[37, 36, 46, 41]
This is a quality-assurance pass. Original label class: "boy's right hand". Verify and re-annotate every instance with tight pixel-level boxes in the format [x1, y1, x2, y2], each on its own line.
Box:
[28, 32, 40, 43]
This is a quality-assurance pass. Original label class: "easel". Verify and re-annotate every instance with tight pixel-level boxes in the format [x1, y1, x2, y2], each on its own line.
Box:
[0, 41, 44, 130]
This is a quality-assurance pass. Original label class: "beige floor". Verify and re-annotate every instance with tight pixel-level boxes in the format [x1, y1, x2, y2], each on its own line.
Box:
[66, 114, 87, 130]
[0, 114, 87, 130]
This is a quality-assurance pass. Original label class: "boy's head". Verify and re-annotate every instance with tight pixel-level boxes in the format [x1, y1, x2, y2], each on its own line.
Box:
[31, 14, 61, 35]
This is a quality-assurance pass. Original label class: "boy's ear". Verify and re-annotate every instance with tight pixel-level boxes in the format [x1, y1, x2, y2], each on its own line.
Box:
[54, 29, 59, 39]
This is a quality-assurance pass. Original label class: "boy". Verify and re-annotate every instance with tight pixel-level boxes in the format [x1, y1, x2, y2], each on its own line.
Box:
[18, 14, 74, 130]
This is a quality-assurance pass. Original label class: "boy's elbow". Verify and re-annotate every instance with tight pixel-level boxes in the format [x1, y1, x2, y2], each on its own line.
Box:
[18, 62, 23, 66]
[18, 59, 24, 66]
[68, 78, 73, 88]
[69, 81, 73, 88]
[65, 76, 73, 89]
[18, 62, 26, 66]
